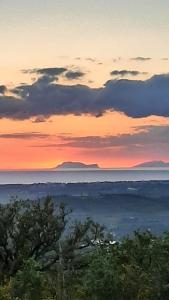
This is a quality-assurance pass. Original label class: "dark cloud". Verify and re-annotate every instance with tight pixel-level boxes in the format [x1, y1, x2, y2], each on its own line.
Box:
[110, 70, 147, 77]
[1, 74, 169, 119]
[23, 66, 85, 82]
[65, 70, 85, 80]
[36, 67, 67, 76]
[101, 74, 169, 118]
[131, 57, 152, 61]
[23, 67, 67, 77]
[22, 67, 68, 87]
[0, 85, 7, 94]
[0, 132, 49, 139]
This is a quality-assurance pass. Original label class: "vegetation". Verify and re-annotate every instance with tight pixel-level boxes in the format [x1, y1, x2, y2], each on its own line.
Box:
[0, 197, 169, 299]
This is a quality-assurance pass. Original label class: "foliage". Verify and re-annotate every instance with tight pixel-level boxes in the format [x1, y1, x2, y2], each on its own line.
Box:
[79, 231, 169, 300]
[0, 282, 11, 300]
[1, 198, 169, 299]
[11, 259, 45, 300]
[0, 197, 104, 299]
[0, 197, 104, 282]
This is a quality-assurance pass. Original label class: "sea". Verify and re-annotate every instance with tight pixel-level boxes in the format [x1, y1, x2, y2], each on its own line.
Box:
[0, 168, 169, 184]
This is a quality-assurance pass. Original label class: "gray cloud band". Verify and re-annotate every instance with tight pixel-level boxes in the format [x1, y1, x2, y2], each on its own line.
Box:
[32, 125, 169, 150]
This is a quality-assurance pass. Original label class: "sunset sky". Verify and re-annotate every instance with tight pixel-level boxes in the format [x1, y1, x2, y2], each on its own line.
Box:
[0, 0, 169, 169]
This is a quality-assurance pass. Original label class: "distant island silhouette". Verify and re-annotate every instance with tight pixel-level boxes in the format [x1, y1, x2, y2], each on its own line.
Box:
[134, 161, 169, 168]
[55, 161, 100, 169]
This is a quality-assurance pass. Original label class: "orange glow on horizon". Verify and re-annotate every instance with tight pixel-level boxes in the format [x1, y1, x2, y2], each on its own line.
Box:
[0, 111, 168, 169]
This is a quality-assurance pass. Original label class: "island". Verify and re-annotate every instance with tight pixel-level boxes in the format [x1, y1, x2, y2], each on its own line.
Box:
[134, 160, 169, 168]
[55, 161, 100, 169]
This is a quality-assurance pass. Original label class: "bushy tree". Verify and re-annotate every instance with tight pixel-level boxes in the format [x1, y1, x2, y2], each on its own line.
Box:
[0, 197, 104, 280]
[0, 196, 105, 299]
[11, 259, 45, 300]
[79, 231, 169, 300]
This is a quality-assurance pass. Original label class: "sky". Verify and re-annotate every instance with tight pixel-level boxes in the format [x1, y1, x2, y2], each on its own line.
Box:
[0, 0, 169, 169]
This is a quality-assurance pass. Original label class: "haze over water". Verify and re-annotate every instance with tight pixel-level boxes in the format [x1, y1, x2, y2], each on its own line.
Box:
[0, 169, 169, 184]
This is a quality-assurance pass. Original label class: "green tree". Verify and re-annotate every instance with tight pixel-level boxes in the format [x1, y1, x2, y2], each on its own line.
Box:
[0, 197, 104, 288]
[79, 231, 169, 300]
[11, 259, 45, 300]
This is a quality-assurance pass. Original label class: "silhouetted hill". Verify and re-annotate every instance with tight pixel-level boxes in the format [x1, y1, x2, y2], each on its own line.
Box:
[134, 161, 169, 168]
[55, 161, 99, 169]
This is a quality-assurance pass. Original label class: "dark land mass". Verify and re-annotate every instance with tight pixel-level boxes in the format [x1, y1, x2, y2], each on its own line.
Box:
[1, 181, 169, 238]
[55, 161, 100, 169]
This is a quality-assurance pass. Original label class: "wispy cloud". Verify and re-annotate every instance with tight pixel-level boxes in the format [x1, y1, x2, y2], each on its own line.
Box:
[32, 125, 169, 150]
[0, 132, 49, 139]
[131, 57, 151, 61]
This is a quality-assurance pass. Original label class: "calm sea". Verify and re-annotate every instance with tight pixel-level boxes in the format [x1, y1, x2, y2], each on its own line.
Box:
[0, 169, 169, 184]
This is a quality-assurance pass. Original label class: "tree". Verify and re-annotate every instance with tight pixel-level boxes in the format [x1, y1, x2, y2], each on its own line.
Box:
[79, 231, 169, 300]
[11, 259, 45, 300]
[0, 196, 104, 284]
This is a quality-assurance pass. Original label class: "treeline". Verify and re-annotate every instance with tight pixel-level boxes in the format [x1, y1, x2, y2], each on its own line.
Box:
[0, 198, 169, 299]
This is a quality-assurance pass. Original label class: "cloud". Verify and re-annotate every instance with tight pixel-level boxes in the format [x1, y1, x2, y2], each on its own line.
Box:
[24, 66, 85, 82]
[0, 132, 49, 139]
[0, 85, 7, 94]
[65, 70, 85, 80]
[100, 74, 169, 118]
[23, 67, 67, 77]
[110, 70, 147, 77]
[32, 116, 48, 123]
[75, 57, 82, 60]
[113, 57, 121, 63]
[85, 58, 96, 62]
[34, 125, 169, 150]
[22, 67, 68, 86]
[1, 73, 169, 119]
[131, 57, 151, 61]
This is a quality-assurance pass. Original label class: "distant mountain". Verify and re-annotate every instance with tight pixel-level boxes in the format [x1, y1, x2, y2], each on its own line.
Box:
[55, 161, 100, 169]
[134, 161, 169, 168]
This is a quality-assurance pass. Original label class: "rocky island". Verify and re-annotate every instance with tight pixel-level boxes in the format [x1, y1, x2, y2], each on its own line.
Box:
[55, 161, 100, 169]
[134, 160, 169, 168]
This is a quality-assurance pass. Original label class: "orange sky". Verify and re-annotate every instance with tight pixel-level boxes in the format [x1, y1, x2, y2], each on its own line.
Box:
[0, 57, 169, 169]
[0, 108, 169, 169]
[1, 57, 169, 169]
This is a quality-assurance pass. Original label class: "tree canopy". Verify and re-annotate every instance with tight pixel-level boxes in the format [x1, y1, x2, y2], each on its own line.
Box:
[0, 197, 169, 299]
